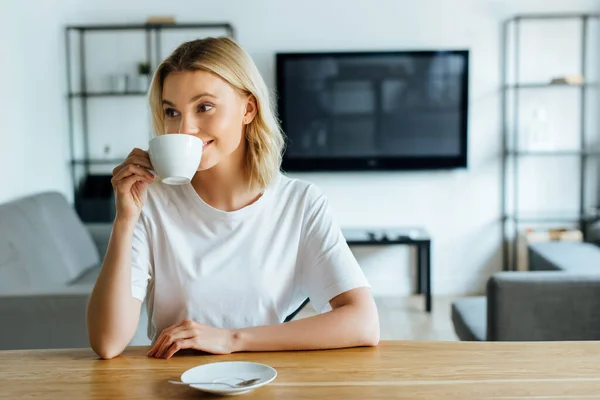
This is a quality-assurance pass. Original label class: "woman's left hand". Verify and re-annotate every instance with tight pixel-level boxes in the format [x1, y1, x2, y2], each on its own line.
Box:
[147, 319, 235, 359]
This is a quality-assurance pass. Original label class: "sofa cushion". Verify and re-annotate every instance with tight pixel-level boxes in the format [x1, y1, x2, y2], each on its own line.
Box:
[71, 265, 101, 286]
[528, 242, 600, 272]
[451, 296, 486, 341]
[85, 223, 112, 259]
[0, 192, 100, 290]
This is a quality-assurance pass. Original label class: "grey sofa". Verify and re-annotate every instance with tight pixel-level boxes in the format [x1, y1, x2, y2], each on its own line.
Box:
[0, 191, 149, 350]
[452, 241, 600, 341]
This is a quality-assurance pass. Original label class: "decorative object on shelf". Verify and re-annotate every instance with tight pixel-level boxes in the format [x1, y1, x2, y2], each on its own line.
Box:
[109, 74, 128, 93]
[522, 107, 556, 151]
[136, 61, 152, 92]
[146, 16, 176, 25]
[550, 74, 584, 85]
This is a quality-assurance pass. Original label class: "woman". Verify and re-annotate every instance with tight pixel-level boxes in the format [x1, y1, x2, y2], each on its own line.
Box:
[87, 37, 380, 360]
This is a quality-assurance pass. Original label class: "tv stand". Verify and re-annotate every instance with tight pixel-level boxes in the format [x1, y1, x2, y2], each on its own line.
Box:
[342, 227, 432, 312]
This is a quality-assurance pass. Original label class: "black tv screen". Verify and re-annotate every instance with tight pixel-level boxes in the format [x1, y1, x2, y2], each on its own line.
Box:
[276, 50, 469, 171]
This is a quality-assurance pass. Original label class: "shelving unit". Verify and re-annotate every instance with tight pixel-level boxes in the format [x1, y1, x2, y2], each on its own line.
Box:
[501, 13, 600, 271]
[68, 92, 150, 98]
[64, 22, 234, 221]
[505, 82, 597, 89]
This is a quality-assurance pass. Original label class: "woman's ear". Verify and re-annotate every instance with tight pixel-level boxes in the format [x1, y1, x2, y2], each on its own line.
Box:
[243, 94, 258, 125]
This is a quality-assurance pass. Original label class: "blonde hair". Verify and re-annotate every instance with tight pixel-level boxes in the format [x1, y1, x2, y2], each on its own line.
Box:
[148, 37, 285, 190]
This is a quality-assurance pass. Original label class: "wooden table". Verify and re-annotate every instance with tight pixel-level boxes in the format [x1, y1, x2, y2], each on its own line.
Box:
[2, 341, 600, 399]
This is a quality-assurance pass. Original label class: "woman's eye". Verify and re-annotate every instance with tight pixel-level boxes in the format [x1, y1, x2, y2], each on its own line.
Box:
[164, 108, 179, 118]
[199, 104, 214, 112]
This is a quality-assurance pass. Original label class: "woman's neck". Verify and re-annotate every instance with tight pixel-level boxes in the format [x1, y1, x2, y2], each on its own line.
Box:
[191, 145, 262, 212]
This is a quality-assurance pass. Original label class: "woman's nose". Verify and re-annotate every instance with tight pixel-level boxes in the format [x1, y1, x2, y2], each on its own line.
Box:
[173, 114, 199, 135]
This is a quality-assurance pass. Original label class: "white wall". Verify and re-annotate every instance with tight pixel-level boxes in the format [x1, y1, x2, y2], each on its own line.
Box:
[1, 0, 599, 296]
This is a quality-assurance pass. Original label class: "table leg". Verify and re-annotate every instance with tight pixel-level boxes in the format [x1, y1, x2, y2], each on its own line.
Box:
[416, 245, 423, 294]
[423, 242, 432, 313]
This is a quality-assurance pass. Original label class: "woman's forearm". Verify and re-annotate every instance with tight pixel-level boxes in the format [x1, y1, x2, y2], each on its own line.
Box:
[231, 296, 380, 352]
[87, 217, 142, 359]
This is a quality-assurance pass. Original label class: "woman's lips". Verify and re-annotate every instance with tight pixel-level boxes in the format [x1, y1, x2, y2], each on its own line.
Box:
[203, 140, 214, 151]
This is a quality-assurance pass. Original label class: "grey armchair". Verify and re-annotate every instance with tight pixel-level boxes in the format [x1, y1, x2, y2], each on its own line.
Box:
[0, 192, 149, 350]
[452, 272, 600, 341]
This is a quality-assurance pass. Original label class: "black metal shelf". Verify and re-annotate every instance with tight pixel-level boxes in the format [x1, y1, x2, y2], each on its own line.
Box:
[504, 82, 598, 89]
[506, 13, 599, 22]
[501, 13, 599, 272]
[505, 150, 600, 157]
[66, 22, 235, 33]
[503, 214, 590, 223]
[69, 92, 148, 98]
[71, 159, 124, 165]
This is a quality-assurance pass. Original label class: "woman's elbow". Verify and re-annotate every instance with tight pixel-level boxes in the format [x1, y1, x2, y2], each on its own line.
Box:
[360, 319, 380, 347]
[357, 305, 380, 347]
[89, 333, 126, 360]
[91, 341, 124, 360]
[362, 329, 380, 347]
[88, 323, 122, 359]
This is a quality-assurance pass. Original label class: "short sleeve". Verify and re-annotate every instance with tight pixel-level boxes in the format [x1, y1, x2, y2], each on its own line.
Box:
[299, 192, 370, 313]
[131, 214, 152, 302]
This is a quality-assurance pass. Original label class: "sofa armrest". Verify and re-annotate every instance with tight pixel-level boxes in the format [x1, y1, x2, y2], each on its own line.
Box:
[487, 272, 600, 341]
[0, 285, 92, 350]
[85, 223, 112, 259]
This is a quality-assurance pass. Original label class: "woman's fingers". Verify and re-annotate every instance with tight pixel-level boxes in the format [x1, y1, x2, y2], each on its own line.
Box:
[112, 164, 154, 183]
[112, 148, 152, 175]
[113, 175, 150, 196]
[164, 339, 195, 359]
[109, 148, 153, 219]
[148, 321, 185, 357]
[130, 147, 149, 157]
[154, 327, 186, 359]
[156, 328, 196, 359]
[112, 155, 152, 176]
[126, 154, 153, 170]
[148, 334, 168, 358]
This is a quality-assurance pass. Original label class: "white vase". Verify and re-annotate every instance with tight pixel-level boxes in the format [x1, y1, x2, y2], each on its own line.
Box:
[136, 75, 149, 93]
[523, 108, 555, 151]
[109, 75, 128, 93]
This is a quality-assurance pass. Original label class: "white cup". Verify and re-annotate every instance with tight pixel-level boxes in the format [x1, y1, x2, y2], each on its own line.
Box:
[148, 134, 203, 185]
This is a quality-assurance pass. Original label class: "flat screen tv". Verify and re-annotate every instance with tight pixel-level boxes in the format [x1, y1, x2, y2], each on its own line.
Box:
[276, 50, 469, 171]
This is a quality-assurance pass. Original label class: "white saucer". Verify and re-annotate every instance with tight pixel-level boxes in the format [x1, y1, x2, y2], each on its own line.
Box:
[180, 361, 277, 396]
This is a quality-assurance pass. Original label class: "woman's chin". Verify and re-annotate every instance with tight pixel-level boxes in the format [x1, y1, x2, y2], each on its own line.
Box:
[196, 160, 217, 172]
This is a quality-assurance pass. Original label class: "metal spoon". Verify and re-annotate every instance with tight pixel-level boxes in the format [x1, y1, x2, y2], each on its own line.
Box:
[169, 378, 261, 388]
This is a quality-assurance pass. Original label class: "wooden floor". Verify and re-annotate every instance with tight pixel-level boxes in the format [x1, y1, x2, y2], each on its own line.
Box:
[295, 296, 459, 341]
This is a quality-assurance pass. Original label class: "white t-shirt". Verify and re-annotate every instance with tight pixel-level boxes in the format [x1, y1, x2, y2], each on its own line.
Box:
[131, 173, 369, 341]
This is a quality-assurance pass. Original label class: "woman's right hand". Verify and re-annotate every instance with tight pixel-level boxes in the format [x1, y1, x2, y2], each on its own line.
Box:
[111, 148, 155, 222]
